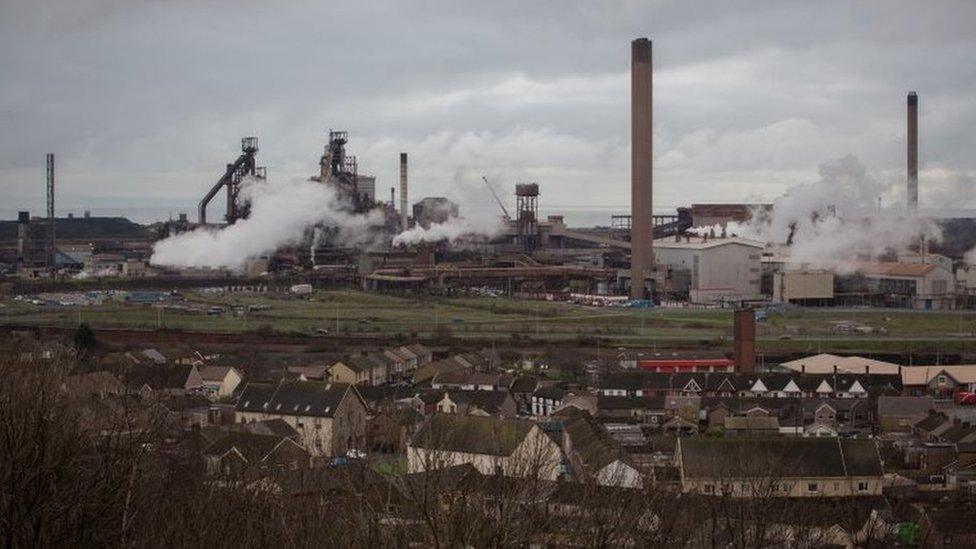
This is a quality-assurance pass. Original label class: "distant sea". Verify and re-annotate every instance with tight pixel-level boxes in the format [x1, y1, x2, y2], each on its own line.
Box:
[1, 205, 681, 228]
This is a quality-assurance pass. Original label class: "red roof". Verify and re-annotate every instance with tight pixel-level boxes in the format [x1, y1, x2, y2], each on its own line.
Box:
[639, 358, 735, 372]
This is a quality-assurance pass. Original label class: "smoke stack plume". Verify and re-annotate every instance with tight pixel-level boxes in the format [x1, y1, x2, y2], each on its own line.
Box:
[907, 91, 918, 213]
[399, 153, 408, 230]
[630, 37, 653, 299]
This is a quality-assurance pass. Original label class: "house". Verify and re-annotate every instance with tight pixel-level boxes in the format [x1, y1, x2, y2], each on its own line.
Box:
[185, 365, 242, 399]
[595, 395, 665, 426]
[161, 393, 214, 429]
[532, 385, 568, 416]
[203, 432, 311, 476]
[509, 375, 539, 414]
[124, 364, 194, 398]
[407, 414, 563, 480]
[723, 416, 781, 437]
[431, 369, 502, 391]
[877, 396, 933, 433]
[676, 438, 884, 498]
[329, 354, 387, 386]
[434, 390, 517, 418]
[413, 357, 468, 386]
[562, 411, 643, 488]
[286, 364, 331, 381]
[235, 381, 369, 456]
[901, 365, 976, 399]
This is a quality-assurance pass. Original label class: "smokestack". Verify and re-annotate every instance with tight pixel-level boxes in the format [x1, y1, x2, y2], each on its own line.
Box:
[630, 38, 653, 299]
[399, 153, 409, 230]
[907, 92, 918, 213]
[390, 186, 395, 206]
[17, 211, 30, 266]
[733, 308, 756, 373]
[46, 153, 55, 269]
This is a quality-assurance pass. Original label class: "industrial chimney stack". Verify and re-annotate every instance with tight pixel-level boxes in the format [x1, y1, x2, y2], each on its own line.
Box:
[907, 92, 918, 213]
[46, 153, 55, 269]
[399, 153, 409, 230]
[630, 38, 654, 299]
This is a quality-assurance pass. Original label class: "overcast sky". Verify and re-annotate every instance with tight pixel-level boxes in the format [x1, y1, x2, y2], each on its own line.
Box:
[2, 0, 975, 220]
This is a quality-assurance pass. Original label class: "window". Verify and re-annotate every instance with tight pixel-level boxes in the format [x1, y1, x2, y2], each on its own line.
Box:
[938, 375, 947, 385]
[857, 481, 868, 492]
[807, 483, 819, 492]
[703, 484, 715, 495]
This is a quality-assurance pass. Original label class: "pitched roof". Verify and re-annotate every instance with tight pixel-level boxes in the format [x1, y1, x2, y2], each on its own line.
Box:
[337, 354, 380, 374]
[877, 396, 934, 417]
[433, 368, 499, 387]
[410, 414, 536, 456]
[780, 353, 900, 375]
[654, 236, 764, 250]
[509, 375, 539, 394]
[679, 438, 882, 479]
[914, 412, 948, 432]
[723, 416, 780, 430]
[199, 366, 235, 382]
[236, 381, 356, 418]
[902, 365, 976, 385]
[564, 412, 633, 475]
[533, 385, 567, 400]
[205, 432, 303, 464]
[413, 357, 467, 385]
[243, 418, 300, 439]
[442, 390, 513, 414]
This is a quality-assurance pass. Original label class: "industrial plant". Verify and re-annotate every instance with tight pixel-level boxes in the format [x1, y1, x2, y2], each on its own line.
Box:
[5, 2, 976, 542]
[2, 40, 975, 311]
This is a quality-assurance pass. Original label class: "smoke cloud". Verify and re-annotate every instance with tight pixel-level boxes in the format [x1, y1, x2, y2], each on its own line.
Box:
[391, 172, 505, 246]
[393, 215, 502, 246]
[732, 155, 941, 268]
[151, 177, 386, 270]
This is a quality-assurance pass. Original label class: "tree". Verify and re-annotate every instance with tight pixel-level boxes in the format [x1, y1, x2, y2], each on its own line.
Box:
[73, 323, 97, 359]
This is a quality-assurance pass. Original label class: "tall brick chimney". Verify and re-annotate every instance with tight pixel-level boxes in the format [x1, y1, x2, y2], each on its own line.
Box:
[630, 37, 654, 299]
[907, 92, 918, 213]
[733, 308, 756, 373]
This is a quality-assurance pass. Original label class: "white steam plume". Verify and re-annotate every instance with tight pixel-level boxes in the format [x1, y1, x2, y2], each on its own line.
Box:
[151, 176, 386, 270]
[736, 155, 940, 268]
[393, 215, 501, 246]
[392, 172, 505, 246]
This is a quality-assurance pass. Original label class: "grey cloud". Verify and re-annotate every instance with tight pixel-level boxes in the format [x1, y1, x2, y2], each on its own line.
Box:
[1, 0, 974, 219]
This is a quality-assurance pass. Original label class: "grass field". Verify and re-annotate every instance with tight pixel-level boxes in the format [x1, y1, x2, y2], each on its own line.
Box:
[2, 290, 975, 354]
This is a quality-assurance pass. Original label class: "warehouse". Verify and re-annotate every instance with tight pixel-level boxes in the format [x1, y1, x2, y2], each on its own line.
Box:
[654, 236, 764, 303]
[844, 261, 956, 310]
[772, 270, 834, 304]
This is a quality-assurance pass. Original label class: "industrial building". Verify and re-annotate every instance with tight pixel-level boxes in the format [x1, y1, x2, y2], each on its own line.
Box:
[653, 236, 764, 303]
[2, 40, 975, 312]
[839, 261, 956, 310]
[772, 270, 835, 305]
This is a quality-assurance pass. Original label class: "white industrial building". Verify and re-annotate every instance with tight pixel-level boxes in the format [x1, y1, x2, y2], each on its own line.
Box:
[654, 236, 764, 303]
[852, 261, 955, 310]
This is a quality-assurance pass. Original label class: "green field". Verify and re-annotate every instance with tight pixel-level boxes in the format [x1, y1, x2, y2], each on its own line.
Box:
[2, 290, 975, 354]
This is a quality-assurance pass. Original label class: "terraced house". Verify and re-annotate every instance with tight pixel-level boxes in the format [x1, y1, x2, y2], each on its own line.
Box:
[677, 438, 884, 498]
[235, 381, 368, 456]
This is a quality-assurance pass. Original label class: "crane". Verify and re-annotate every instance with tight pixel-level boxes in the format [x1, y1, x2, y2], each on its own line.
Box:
[482, 176, 511, 220]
